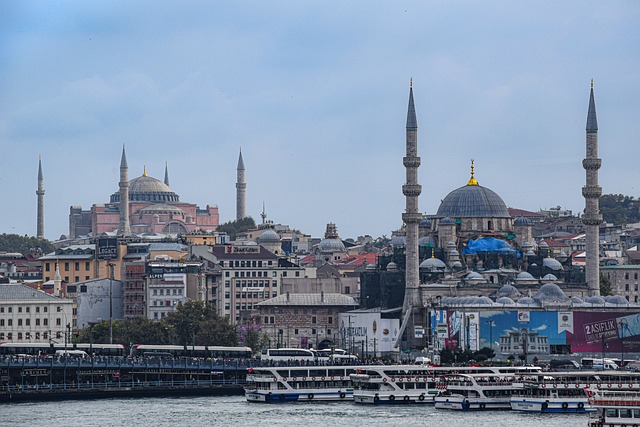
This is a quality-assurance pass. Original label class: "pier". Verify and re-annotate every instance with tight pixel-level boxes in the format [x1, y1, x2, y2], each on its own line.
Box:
[0, 356, 249, 402]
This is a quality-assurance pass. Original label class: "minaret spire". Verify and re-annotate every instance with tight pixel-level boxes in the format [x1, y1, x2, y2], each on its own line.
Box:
[117, 145, 132, 237]
[236, 148, 246, 220]
[582, 80, 603, 296]
[398, 80, 423, 351]
[36, 155, 45, 239]
[261, 201, 267, 226]
[164, 161, 170, 187]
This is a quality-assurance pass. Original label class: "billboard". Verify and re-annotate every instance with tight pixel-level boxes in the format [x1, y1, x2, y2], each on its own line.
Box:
[567, 312, 640, 353]
[96, 238, 118, 260]
[338, 312, 400, 354]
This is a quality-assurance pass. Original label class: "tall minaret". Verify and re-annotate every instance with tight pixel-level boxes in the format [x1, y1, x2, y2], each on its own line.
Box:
[117, 145, 131, 237]
[164, 161, 170, 187]
[401, 80, 422, 315]
[236, 148, 246, 220]
[582, 80, 602, 296]
[36, 156, 45, 239]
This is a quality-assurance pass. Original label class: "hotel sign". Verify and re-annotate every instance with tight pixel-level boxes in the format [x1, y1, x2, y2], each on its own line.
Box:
[96, 238, 118, 260]
[225, 246, 260, 254]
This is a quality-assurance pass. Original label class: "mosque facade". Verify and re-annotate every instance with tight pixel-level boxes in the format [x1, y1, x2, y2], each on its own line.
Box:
[68, 148, 219, 239]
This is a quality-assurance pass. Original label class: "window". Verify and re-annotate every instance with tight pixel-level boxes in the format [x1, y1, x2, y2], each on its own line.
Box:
[44, 307, 47, 312]
[56, 318, 61, 326]
[36, 307, 39, 313]
[225, 272, 230, 277]
[18, 319, 22, 326]
[626, 284, 630, 292]
[312, 329, 316, 335]
[36, 319, 40, 326]
[86, 262, 90, 270]
[65, 262, 70, 271]
[45, 263, 50, 272]
[294, 329, 299, 335]
[345, 286, 351, 294]
[18, 307, 22, 313]
[0, 320, 3, 326]
[312, 316, 317, 324]
[75, 262, 80, 270]
[43, 318, 48, 326]
[85, 276, 90, 280]
[295, 271, 300, 277]
[80, 285, 87, 292]
[8, 319, 13, 326]
[75, 276, 79, 282]
[328, 317, 333, 324]
[25, 319, 30, 326]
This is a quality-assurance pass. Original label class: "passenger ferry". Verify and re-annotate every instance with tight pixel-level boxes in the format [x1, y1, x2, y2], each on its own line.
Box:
[245, 365, 359, 402]
[350, 365, 541, 404]
[434, 373, 518, 411]
[587, 390, 640, 426]
[511, 371, 640, 413]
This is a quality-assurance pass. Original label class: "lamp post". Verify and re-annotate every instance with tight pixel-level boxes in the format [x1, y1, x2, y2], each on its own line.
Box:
[485, 320, 495, 361]
[620, 318, 628, 369]
[521, 329, 528, 366]
[107, 262, 115, 344]
[601, 335, 606, 370]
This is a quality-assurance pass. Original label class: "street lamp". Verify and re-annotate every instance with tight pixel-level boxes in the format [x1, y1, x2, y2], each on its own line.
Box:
[620, 318, 628, 369]
[485, 320, 495, 361]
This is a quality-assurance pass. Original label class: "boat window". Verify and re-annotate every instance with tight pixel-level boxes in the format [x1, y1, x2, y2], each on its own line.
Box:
[621, 409, 633, 418]
[606, 409, 618, 418]
[276, 370, 289, 377]
[328, 369, 344, 377]
[634, 409, 640, 418]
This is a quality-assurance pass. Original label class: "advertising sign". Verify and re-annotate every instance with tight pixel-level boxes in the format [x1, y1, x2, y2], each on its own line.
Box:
[96, 237, 118, 260]
[567, 312, 640, 353]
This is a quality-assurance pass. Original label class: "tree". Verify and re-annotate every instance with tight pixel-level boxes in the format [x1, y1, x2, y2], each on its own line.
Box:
[600, 274, 613, 296]
[165, 301, 238, 346]
[216, 217, 257, 241]
[0, 233, 54, 254]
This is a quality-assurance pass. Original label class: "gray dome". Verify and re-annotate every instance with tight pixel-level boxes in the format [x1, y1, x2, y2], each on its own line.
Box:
[584, 296, 606, 306]
[514, 216, 533, 226]
[522, 242, 534, 250]
[465, 272, 486, 282]
[436, 184, 510, 218]
[604, 295, 629, 305]
[543, 258, 563, 271]
[496, 297, 516, 306]
[452, 261, 463, 269]
[420, 257, 447, 270]
[111, 174, 179, 203]
[517, 297, 538, 306]
[319, 238, 345, 253]
[542, 273, 559, 282]
[449, 249, 460, 257]
[259, 228, 281, 244]
[390, 235, 406, 247]
[533, 283, 569, 302]
[366, 264, 377, 271]
[439, 216, 455, 225]
[525, 250, 536, 257]
[386, 262, 398, 272]
[539, 241, 549, 248]
[475, 296, 494, 305]
[516, 271, 535, 280]
[446, 241, 457, 249]
[497, 284, 522, 298]
[419, 218, 432, 228]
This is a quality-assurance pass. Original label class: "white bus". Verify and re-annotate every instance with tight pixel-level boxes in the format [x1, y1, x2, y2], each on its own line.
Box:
[312, 348, 358, 362]
[260, 348, 316, 362]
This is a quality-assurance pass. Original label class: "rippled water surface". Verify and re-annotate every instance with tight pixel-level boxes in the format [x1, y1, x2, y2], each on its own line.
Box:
[3, 395, 591, 427]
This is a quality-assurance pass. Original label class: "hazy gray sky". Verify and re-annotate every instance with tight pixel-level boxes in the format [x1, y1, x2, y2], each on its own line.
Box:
[1, 1, 639, 241]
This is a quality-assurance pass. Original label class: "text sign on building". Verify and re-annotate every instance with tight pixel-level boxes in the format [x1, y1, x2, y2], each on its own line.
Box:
[96, 238, 118, 260]
[225, 245, 260, 254]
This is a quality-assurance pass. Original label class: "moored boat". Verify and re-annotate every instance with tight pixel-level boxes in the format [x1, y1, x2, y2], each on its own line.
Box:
[245, 365, 358, 402]
[587, 389, 640, 426]
[434, 373, 517, 411]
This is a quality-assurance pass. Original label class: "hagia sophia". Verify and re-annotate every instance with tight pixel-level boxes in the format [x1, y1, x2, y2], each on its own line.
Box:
[67, 147, 220, 240]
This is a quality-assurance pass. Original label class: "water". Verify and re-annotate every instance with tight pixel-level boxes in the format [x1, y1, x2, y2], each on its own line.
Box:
[2, 395, 590, 427]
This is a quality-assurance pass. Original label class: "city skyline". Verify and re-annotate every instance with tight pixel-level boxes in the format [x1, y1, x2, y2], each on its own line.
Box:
[1, 2, 639, 241]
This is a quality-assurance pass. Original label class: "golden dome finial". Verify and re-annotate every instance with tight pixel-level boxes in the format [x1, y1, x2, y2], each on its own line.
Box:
[467, 159, 478, 186]
[143, 165, 148, 177]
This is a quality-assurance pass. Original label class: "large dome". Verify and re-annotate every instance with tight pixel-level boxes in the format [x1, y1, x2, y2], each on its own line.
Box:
[111, 174, 179, 203]
[436, 184, 510, 218]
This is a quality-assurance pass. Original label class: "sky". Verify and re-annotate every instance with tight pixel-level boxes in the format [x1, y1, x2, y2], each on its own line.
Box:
[1, 1, 639, 242]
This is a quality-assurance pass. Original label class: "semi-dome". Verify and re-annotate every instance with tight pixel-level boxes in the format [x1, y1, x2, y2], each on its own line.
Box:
[517, 297, 538, 306]
[435, 185, 510, 218]
[542, 273, 559, 282]
[584, 296, 606, 306]
[516, 271, 535, 280]
[496, 297, 516, 306]
[259, 228, 281, 244]
[111, 173, 179, 203]
[604, 295, 629, 306]
[497, 284, 522, 298]
[514, 216, 533, 226]
[318, 238, 345, 253]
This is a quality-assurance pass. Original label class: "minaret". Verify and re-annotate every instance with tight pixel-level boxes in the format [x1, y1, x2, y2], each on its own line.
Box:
[53, 261, 62, 297]
[401, 80, 422, 316]
[582, 80, 602, 296]
[236, 148, 246, 220]
[164, 161, 170, 187]
[36, 156, 45, 239]
[117, 145, 132, 237]
[261, 201, 267, 226]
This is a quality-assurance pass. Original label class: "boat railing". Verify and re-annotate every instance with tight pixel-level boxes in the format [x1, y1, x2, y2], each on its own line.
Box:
[589, 391, 640, 407]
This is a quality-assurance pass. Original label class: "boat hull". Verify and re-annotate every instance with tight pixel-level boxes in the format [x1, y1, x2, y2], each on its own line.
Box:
[353, 392, 433, 404]
[511, 399, 594, 413]
[434, 397, 511, 411]
[245, 390, 353, 403]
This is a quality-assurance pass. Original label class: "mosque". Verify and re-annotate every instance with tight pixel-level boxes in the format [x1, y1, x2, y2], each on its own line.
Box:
[67, 147, 220, 239]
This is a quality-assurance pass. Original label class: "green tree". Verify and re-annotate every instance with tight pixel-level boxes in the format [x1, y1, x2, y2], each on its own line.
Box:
[600, 274, 613, 296]
[165, 301, 238, 346]
[216, 217, 257, 241]
[0, 233, 54, 254]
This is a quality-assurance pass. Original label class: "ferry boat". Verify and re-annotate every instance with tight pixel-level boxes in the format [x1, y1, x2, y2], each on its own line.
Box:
[587, 390, 640, 426]
[511, 371, 640, 413]
[434, 373, 518, 411]
[245, 365, 359, 402]
[350, 365, 541, 404]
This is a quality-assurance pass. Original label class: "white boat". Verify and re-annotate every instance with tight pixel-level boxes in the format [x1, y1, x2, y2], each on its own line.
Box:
[511, 370, 640, 413]
[350, 365, 541, 404]
[244, 365, 359, 402]
[434, 373, 516, 411]
[587, 390, 640, 426]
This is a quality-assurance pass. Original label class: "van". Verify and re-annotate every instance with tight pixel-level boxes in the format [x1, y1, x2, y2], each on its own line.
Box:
[55, 349, 89, 358]
[415, 356, 431, 365]
[549, 359, 580, 369]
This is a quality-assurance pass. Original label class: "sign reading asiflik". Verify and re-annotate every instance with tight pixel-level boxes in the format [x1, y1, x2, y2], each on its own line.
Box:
[517, 310, 530, 323]
[558, 312, 574, 334]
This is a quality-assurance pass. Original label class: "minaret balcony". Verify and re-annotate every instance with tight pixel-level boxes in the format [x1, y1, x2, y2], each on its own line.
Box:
[582, 213, 603, 225]
[402, 212, 423, 224]
[402, 184, 422, 197]
[403, 156, 421, 168]
[582, 186, 602, 198]
[582, 158, 602, 170]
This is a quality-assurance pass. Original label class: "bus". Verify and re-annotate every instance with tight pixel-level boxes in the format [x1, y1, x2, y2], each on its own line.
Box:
[0, 342, 126, 357]
[312, 348, 358, 362]
[581, 357, 620, 370]
[260, 348, 316, 362]
[129, 344, 252, 359]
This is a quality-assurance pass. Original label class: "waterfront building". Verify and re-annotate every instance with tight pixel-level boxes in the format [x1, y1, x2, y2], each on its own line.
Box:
[255, 292, 358, 349]
[75, 277, 124, 329]
[601, 265, 640, 304]
[0, 283, 73, 343]
[146, 260, 203, 320]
